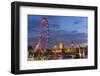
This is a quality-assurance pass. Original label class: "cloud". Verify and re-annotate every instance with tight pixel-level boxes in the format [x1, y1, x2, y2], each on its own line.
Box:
[49, 23, 60, 29]
[73, 19, 82, 25]
[29, 28, 87, 48]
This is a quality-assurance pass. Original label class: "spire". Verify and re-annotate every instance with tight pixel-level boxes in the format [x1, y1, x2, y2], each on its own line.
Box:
[71, 40, 74, 44]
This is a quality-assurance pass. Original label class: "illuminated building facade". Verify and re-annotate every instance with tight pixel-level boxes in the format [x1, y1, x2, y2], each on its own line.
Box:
[58, 42, 64, 50]
[52, 41, 87, 58]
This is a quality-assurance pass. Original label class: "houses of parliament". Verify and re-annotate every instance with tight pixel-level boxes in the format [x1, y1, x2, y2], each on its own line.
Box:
[52, 41, 88, 58]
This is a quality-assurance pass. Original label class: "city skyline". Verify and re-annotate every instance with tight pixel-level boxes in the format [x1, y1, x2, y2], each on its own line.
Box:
[28, 15, 88, 49]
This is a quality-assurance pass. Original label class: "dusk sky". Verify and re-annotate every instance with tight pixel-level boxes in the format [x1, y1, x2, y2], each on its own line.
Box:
[28, 15, 88, 48]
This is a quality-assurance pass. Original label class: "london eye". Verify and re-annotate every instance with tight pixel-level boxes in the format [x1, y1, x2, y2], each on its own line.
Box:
[34, 17, 49, 53]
